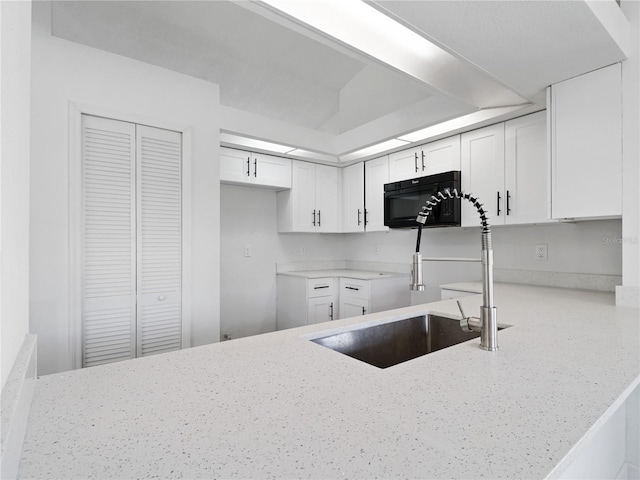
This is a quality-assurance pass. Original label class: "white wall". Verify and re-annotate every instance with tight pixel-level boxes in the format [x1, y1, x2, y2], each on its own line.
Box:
[30, 3, 220, 375]
[220, 184, 345, 339]
[1, 0, 32, 390]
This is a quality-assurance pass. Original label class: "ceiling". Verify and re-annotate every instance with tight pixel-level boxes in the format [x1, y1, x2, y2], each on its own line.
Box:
[50, 0, 629, 162]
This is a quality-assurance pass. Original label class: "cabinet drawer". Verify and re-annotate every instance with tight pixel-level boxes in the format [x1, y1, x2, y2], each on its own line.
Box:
[307, 278, 336, 298]
[339, 278, 370, 300]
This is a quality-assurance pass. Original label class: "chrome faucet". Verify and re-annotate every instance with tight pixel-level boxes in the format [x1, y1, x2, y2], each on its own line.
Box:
[410, 189, 498, 351]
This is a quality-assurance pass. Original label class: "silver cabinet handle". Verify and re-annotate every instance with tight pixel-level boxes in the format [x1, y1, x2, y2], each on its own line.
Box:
[345, 286, 359, 291]
[329, 302, 334, 320]
[357, 209, 361, 226]
[361, 306, 366, 315]
[246, 158, 250, 177]
[312, 210, 316, 226]
[421, 151, 425, 171]
[313, 285, 329, 290]
[414, 152, 418, 172]
[158, 295, 166, 301]
[318, 210, 321, 227]
[254, 158, 257, 177]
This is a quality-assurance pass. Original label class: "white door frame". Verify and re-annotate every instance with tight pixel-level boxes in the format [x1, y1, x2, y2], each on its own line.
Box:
[68, 102, 193, 370]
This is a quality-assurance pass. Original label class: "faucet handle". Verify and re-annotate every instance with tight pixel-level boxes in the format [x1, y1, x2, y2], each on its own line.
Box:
[457, 300, 481, 333]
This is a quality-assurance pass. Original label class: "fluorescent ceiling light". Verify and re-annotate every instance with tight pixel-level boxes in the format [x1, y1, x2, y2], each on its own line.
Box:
[220, 132, 296, 154]
[287, 149, 338, 163]
[260, 0, 527, 108]
[340, 139, 410, 163]
[397, 106, 527, 143]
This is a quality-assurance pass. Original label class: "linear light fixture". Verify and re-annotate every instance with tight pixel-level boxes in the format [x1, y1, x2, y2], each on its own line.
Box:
[397, 106, 527, 143]
[339, 139, 410, 163]
[220, 132, 296, 154]
[259, 0, 527, 108]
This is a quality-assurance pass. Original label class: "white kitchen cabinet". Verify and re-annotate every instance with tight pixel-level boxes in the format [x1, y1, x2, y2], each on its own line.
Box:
[421, 135, 461, 176]
[504, 111, 553, 225]
[338, 276, 410, 319]
[461, 113, 552, 227]
[220, 147, 291, 190]
[364, 156, 389, 232]
[342, 162, 365, 232]
[277, 276, 337, 330]
[277, 161, 341, 233]
[461, 124, 505, 226]
[388, 136, 461, 182]
[277, 273, 410, 329]
[389, 146, 421, 182]
[342, 156, 389, 233]
[550, 63, 622, 219]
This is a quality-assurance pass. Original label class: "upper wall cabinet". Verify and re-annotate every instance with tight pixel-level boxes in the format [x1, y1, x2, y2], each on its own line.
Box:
[461, 111, 552, 227]
[550, 64, 622, 219]
[342, 162, 365, 233]
[389, 135, 461, 182]
[277, 160, 341, 233]
[341, 156, 390, 233]
[220, 147, 292, 190]
[364, 156, 389, 232]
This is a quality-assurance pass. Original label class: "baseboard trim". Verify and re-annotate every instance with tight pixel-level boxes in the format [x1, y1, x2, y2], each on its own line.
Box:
[1, 335, 37, 480]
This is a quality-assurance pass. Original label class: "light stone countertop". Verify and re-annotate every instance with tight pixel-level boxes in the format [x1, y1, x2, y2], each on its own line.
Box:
[18, 284, 640, 479]
[277, 269, 408, 280]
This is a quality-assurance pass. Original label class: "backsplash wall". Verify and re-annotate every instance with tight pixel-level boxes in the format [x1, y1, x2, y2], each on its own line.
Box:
[221, 185, 622, 338]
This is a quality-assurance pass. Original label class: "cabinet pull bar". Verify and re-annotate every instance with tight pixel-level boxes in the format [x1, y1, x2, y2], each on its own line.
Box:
[506, 190, 511, 215]
[357, 209, 361, 226]
[345, 286, 359, 291]
[496, 191, 502, 216]
[246, 158, 250, 177]
[362, 306, 366, 315]
[364, 209, 368, 226]
[421, 151, 425, 171]
[329, 302, 334, 321]
[414, 152, 418, 172]
[318, 210, 321, 227]
[313, 285, 330, 289]
[254, 158, 257, 177]
[312, 210, 316, 226]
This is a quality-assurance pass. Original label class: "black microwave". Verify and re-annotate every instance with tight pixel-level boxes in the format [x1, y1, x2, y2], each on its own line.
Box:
[384, 171, 461, 228]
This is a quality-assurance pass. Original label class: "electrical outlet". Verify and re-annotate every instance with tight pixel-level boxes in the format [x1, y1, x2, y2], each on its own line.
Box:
[374, 244, 380, 255]
[244, 245, 252, 257]
[535, 244, 548, 262]
[300, 245, 306, 255]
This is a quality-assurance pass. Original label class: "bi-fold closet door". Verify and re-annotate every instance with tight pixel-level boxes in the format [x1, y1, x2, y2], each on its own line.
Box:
[81, 114, 183, 368]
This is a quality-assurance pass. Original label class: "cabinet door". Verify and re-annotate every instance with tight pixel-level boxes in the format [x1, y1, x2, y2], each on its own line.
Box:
[364, 156, 389, 232]
[342, 163, 365, 232]
[307, 296, 335, 325]
[290, 161, 317, 232]
[551, 64, 622, 219]
[220, 147, 251, 184]
[422, 135, 461, 176]
[315, 164, 341, 232]
[252, 153, 291, 189]
[461, 124, 505, 226]
[505, 111, 552, 225]
[339, 297, 369, 318]
[389, 147, 421, 182]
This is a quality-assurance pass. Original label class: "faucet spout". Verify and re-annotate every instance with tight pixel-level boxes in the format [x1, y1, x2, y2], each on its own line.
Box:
[413, 188, 498, 351]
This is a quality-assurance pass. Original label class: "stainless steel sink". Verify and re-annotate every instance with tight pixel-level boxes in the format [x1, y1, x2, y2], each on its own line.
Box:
[311, 315, 503, 369]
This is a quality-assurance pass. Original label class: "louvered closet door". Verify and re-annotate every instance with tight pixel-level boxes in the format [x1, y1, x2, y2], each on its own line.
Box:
[81, 115, 137, 367]
[136, 125, 182, 357]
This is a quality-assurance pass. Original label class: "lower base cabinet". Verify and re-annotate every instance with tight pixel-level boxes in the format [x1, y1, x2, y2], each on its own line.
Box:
[277, 273, 410, 330]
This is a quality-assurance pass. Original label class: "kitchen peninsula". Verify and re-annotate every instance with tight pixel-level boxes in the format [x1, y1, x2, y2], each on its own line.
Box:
[18, 284, 639, 479]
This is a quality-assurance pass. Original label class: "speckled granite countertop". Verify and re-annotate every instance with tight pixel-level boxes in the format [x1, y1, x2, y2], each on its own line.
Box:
[18, 284, 640, 479]
[278, 269, 408, 280]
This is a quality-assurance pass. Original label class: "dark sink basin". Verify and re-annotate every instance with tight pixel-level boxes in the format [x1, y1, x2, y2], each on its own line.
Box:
[311, 315, 499, 369]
